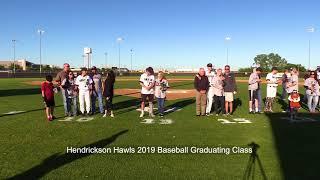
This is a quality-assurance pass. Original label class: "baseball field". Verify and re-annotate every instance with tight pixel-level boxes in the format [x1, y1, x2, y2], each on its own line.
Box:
[1, 75, 320, 179]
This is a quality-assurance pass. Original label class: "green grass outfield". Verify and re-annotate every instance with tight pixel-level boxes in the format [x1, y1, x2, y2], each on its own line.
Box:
[0, 77, 320, 179]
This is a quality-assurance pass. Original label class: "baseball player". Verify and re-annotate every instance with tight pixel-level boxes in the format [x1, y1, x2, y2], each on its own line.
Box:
[139, 67, 155, 117]
[75, 67, 93, 116]
[205, 63, 216, 116]
[265, 67, 280, 112]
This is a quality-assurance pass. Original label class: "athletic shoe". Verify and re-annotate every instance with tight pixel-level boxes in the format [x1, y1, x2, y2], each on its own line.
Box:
[196, 114, 200, 117]
[205, 113, 211, 116]
[140, 112, 144, 118]
[47, 116, 52, 121]
[249, 111, 254, 114]
[103, 114, 107, 118]
[215, 114, 219, 117]
[149, 113, 155, 118]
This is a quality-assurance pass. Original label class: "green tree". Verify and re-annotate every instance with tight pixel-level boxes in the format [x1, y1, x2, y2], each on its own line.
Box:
[284, 63, 307, 72]
[42, 65, 52, 72]
[238, 67, 253, 73]
[9, 63, 22, 70]
[0, 65, 5, 70]
[254, 53, 287, 71]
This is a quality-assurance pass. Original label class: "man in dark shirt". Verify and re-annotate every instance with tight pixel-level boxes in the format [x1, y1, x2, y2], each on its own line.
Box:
[194, 68, 209, 116]
[55, 63, 70, 116]
[223, 65, 237, 115]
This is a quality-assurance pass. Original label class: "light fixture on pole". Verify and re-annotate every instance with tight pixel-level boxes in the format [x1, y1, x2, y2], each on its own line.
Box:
[104, 52, 108, 68]
[12, 39, 17, 77]
[37, 29, 45, 76]
[225, 36, 231, 65]
[117, 37, 124, 72]
[130, 49, 133, 72]
[306, 27, 315, 70]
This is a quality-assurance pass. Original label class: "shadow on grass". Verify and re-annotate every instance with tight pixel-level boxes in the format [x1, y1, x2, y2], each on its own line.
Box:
[0, 105, 63, 118]
[9, 129, 129, 179]
[243, 142, 267, 180]
[265, 112, 320, 179]
[0, 88, 40, 97]
[113, 97, 141, 115]
[233, 98, 242, 112]
[164, 98, 195, 115]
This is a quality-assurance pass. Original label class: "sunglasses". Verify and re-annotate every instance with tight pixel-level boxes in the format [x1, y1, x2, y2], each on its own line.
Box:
[225, 69, 230, 70]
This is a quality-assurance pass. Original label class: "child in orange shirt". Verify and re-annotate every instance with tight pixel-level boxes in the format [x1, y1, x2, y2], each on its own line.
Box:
[288, 90, 301, 120]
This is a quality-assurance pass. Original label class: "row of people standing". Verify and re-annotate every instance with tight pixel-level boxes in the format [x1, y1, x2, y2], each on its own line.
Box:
[194, 64, 237, 116]
[194, 64, 320, 116]
[54, 63, 115, 119]
[280, 67, 320, 113]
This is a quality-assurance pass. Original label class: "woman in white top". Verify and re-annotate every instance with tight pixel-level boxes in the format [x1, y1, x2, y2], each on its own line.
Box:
[304, 71, 320, 113]
[155, 71, 169, 117]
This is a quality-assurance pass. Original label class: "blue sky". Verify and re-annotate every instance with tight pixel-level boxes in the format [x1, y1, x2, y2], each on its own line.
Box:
[0, 0, 319, 70]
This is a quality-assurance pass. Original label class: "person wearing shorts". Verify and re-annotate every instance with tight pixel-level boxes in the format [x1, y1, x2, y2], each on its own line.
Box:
[265, 67, 280, 112]
[248, 67, 262, 114]
[139, 67, 155, 117]
[41, 75, 56, 121]
[223, 65, 237, 115]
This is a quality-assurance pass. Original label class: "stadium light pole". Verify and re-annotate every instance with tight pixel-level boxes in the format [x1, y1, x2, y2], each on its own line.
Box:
[12, 39, 17, 77]
[38, 29, 45, 76]
[306, 27, 315, 70]
[225, 36, 231, 65]
[130, 48, 133, 72]
[104, 52, 108, 68]
[117, 37, 124, 72]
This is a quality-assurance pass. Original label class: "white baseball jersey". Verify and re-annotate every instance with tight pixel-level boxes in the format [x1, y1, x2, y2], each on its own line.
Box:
[139, 73, 155, 94]
[205, 69, 216, 86]
[266, 73, 278, 86]
[266, 73, 278, 98]
[75, 75, 93, 92]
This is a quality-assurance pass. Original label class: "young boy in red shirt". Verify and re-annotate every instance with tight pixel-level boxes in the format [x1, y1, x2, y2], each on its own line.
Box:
[288, 90, 301, 120]
[41, 75, 56, 121]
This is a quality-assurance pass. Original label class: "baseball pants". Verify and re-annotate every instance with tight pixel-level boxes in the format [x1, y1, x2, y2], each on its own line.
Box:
[206, 87, 214, 114]
[79, 90, 91, 114]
